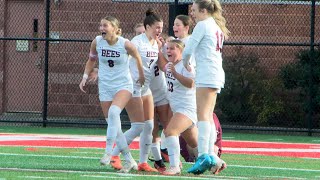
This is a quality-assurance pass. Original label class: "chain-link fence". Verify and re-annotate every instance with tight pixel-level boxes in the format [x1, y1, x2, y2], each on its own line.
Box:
[0, 0, 319, 135]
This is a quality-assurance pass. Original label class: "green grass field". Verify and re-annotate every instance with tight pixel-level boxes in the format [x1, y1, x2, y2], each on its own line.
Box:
[0, 126, 319, 180]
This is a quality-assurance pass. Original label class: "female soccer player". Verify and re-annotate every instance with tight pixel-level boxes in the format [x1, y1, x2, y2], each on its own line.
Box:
[182, 0, 230, 175]
[79, 16, 144, 173]
[110, 8, 164, 172]
[157, 39, 198, 175]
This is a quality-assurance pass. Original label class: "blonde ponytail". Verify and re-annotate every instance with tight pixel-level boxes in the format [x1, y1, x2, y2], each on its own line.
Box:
[212, 0, 230, 39]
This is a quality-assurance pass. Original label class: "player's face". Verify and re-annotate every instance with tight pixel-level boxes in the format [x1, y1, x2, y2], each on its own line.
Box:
[191, 3, 204, 23]
[147, 21, 163, 39]
[166, 42, 182, 62]
[99, 19, 116, 38]
[173, 18, 188, 39]
[135, 26, 145, 35]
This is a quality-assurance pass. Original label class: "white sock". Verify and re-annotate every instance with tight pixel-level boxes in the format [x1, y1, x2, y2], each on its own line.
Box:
[105, 105, 122, 155]
[160, 130, 167, 150]
[166, 136, 180, 167]
[151, 142, 162, 161]
[208, 121, 217, 156]
[139, 119, 154, 163]
[115, 127, 133, 162]
[197, 121, 211, 157]
[112, 122, 144, 156]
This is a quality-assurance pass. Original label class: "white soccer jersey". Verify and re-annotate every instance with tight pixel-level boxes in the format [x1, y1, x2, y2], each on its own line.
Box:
[179, 36, 196, 67]
[129, 33, 159, 88]
[96, 35, 132, 90]
[165, 61, 196, 112]
[182, 17, 225, 88]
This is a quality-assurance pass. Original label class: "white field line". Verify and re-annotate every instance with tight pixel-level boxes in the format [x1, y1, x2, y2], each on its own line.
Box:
[1, 153, 320, 173]
[0, 145, 141, 151]
[223, 148, 320, 152]
[0, 168, 242, 180]
[81, 175, 132, 179]
[1, 133, 319, 147]
[18, 176, 68, 179]
[262, 176, 306, 180]
[1, 145, 319, 153]
[0, 152, 100, 159]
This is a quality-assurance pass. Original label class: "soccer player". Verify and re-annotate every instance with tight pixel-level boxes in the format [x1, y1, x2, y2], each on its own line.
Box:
[79, 16, 144, 173]
[110, 8, 164, 172]
[182, 0, 230, 175]
[157, 39, 198, 175]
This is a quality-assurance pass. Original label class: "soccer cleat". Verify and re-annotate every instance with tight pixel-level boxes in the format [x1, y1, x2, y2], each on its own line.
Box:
[154, 159, 166, 173]
[187, 154, 212, 175]
[100, 153, 111, 166]
[110, 156, 122, 170]
[138, 162, 158, 172]
[161, 166, 181, 175]
[118, 158, 138, 173]
[161, 149, 170, 162]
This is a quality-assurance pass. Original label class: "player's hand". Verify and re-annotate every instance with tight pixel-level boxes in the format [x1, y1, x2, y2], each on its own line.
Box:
[79, 78, 87, 93]
[137, 75, 145, 87]
[156, 36, 164, 50]
[88, 68, 98, 82]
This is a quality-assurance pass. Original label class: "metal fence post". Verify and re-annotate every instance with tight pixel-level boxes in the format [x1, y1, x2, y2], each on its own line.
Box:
[42, 0, 51, 127]
[307, 0, 316, 136]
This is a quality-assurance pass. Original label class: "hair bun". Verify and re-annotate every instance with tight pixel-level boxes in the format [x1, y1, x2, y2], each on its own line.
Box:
[146, 8, 155, 17]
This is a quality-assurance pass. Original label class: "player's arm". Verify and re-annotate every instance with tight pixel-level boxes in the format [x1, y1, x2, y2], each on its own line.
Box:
[125, 41, 145, 86]
[79, 39, 97, 93]
[170, 65, 194, 88]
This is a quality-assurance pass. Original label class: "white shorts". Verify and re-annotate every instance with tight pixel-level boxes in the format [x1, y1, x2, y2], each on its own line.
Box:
[152, 88, 168, 107]
[154, 97, 169, 107]
[99, 85, 133, 102]
[196, 82, 224, 93]
[171, 106, 197, 124]
[132, 84, 152, 97]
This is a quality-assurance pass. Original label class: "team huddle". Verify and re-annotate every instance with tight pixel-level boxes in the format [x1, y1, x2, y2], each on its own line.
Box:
[79, 0, 230, 176]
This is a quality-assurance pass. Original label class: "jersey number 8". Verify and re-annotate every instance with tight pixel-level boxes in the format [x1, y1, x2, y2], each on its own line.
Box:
[108, 60, 114, 67]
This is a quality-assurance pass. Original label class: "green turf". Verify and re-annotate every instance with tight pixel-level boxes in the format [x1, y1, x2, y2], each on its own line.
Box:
[0, 146, 319, 180]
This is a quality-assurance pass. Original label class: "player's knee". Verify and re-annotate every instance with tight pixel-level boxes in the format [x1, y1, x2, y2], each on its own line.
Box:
[143, 120, 154, 134]
[164, 128, 178, 137]
[108, 105, 122, 120]
[132, 122, 144, 133]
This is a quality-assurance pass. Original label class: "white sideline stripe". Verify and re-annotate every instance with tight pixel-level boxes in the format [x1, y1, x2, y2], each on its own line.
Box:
[0, 133, 139, 142]
[0, 152, 100, 159]
[18, 176, 68, 179]
[0, 145, 139, 151]
[229, 165, 320, 172]
[2, 144, 320, 153]
[1, 133, 318, 147]
[223, 148, 320, 152]
[0, 168, 239, 180]
[1, 152, 320, 173]
[81, 175, 132, 179]
[262, 176, 306, 180]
